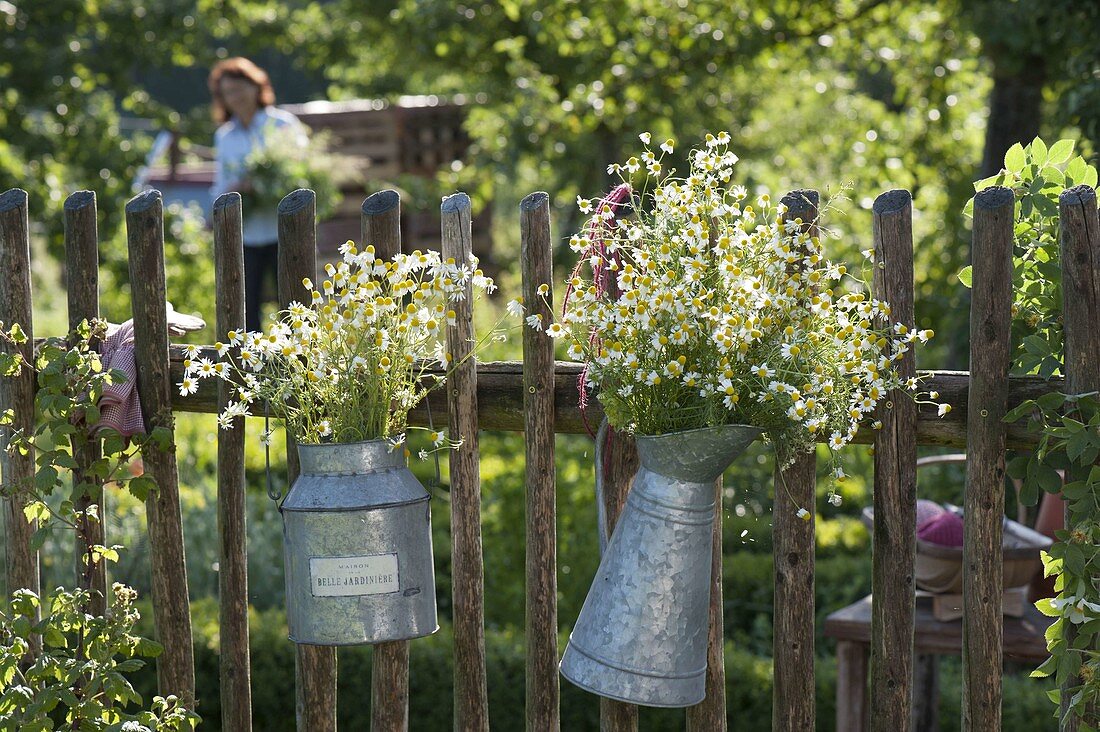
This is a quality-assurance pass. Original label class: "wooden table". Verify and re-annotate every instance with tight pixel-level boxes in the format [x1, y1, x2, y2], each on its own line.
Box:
[823, 594, 1053, 732]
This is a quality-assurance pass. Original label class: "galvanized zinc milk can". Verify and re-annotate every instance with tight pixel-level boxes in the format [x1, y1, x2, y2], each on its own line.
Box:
[560, 422, 761, 706]
[282, 440, 438, 645]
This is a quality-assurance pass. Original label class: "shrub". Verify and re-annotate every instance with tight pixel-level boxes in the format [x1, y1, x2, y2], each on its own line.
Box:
[124, 599, 1054, 730]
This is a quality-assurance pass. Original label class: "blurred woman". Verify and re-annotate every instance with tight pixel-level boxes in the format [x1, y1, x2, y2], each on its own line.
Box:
[208, 57, 304, 332]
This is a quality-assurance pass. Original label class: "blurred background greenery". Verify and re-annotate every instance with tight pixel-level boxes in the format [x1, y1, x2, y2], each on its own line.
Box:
[3, 0, 1098, 728]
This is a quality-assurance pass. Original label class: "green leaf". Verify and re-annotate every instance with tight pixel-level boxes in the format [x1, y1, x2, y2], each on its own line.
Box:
[1030, 137, 1048, 166]
[10, 616, 31, 640]
[42, 626, 66, 648]
[1071, 624, 1096, 649]
[1034, 195, 1059, 218]
[136, 637, 164, 658]
[1062, 481, 1090, 500]
[101, 432, 126, 457]
[1040, 165, 1065, 186]
[1030, 654, 1056, 677]
[1056, 643, 1081, 684]
[1066, 156, 1087, 184]
[1047, 139, 1075, 165]
[151, 426, 173, 450]
[1004, 400, 1037, 423]
[1004, 143, 1026, 173]
[1036, 391, 1066, 411]
[128, 474, 157, 502]
[33, 465, 58, 492]
[1083, 166, 1099, 188]
[1080, 617, 1100, 638]
[957, 265, 973, 288]
[1006, 455, 1029, 479]
[22, 501, 49, 524]
[1037, 463, 1063, 494]
[115, 659, 144, 673]
[1067, 431, 1090, 462]
[1019, 475, 1040, 506]
[972, 173, 1008, 191]
[1065, 544, 1086, 576]
[89, 545, 119, 564]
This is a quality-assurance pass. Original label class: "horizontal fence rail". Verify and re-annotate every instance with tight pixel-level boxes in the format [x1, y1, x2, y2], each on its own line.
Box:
[162, 358, 1058, 447]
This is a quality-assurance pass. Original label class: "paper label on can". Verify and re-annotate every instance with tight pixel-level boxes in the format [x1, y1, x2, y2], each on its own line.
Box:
[309, 553, 399, 597]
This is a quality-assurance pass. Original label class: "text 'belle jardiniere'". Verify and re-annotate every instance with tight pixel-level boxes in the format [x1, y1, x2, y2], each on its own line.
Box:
[180, 242, 502, 645]
[544, 132, 943, 706]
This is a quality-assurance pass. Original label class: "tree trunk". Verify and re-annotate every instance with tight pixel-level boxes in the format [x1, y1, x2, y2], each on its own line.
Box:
[980, 53, 1047, 177]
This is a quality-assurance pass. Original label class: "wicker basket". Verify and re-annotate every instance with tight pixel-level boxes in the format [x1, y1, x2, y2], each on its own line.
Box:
[861, 504, 1052, 594]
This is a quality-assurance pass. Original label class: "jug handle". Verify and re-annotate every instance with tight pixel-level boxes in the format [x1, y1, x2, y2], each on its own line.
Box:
[264, 399, 285, 511]
[594, 418, 610, 555]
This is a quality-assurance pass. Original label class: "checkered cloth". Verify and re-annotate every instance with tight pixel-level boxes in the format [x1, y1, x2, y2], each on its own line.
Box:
[95, 303, 205, 437]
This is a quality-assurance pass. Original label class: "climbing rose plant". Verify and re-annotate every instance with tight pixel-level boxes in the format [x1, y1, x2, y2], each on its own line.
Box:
[0, 319, 196, 730]
[963, 137, 1100, 725]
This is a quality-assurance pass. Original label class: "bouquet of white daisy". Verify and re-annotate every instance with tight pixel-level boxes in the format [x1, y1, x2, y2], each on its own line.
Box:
[544, 132, 940, 476]
[179, 241, 499, 448]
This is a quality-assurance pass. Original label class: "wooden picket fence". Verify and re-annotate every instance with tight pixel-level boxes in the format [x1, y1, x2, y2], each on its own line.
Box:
[1, 180, 1098, 731]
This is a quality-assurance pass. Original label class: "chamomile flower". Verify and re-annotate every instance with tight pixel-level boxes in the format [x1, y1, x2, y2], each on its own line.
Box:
[185, 242, 511, 447]
[535, 132, 932, 509]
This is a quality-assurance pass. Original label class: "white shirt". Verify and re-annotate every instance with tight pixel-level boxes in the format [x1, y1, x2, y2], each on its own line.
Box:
[211, 106, 306, 246]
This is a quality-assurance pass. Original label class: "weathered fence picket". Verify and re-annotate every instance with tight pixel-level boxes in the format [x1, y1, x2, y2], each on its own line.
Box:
[1, 179, 1096, 731]
[212, 191, 252, 732]
[869, 189, 918, 731]
[599, 427, 641, 732]
[962, 186, 1015, 730]
[442, 192, 491, 732]
[0, 188, 39, 630]
[125, 189, 196, 705]
[64, 190, 108, 617]
[519, 191, 559, 732]
[361, 189, 412, 732]
[772, 189, 820, 732]
[277, 189, 339, 732]
[1057, 184, 1100, 731]
[685, 472, 728, 732]
[593, 203, 643, 732]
